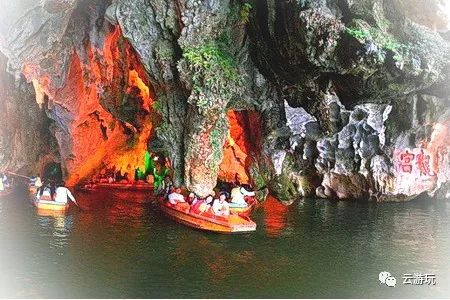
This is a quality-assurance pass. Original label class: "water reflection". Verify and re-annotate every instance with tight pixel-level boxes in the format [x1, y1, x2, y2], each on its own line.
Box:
[36, 210, 74, 251]
[0, 190, 449, 298]
[111, 190, 152, 204]
[262, 196, 290, 237]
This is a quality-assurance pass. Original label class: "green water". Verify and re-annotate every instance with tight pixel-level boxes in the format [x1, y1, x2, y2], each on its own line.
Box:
[0, 189, 449, 298]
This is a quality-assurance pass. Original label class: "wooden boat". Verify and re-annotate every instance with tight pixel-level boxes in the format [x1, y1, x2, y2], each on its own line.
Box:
[76, 182, 154, 192]
[37, 208, 68, 217]
[159, 198, 256, 233]
[33, 196, 69, 212]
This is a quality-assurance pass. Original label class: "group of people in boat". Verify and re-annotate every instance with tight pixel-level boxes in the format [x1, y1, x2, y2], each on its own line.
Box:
[88, 168, 133, 185]
[165, 185, 256, 217]
[0, 172, 11, 192]
[85, 168, 153, 186]
[31, 177, 77, 206]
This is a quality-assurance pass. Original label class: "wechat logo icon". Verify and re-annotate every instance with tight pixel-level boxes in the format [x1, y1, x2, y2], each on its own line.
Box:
[379, 271, 396, 287]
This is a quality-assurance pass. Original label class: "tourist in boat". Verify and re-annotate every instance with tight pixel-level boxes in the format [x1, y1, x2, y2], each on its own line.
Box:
[107, 175, 114, 184]
[37, 182, 52, 200]
[37, 179, 56, 200]
[55, 181, 78, 206]
[34, 176, 43, 189]
[230, 186, 255, 208]
[146, 174, 154, 185]
[1, 172, 10, 189]
[168, 188, 186, 205]
[0, 177, 4, 192]
[190, 195, 214, 214]
[212, 193, 230, 217]
[187, 192, 198, 205]
[161, 177, 173, 196]
[49, 180, 57, 201]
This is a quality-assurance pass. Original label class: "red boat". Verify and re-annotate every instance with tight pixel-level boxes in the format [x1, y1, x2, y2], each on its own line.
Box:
[159, 198, 257, 233]
[76, 182, 154, 192]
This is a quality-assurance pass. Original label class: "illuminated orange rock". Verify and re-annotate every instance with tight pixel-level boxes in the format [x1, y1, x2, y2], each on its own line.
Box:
[19, 26, 159, 186]
[218, 110, 262, 185]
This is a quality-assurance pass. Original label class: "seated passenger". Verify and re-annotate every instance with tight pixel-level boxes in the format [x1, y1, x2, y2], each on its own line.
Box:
[107, 176, 114, 184]
[230, 186, 256, 207]
[34, 177, 43, 188]
[37, 186, 52, 200]
[187, 192, 198, 205]
[168, 188, 185, 205]
[1, 173, 9, 189]
[212, 193, 230, 217]
[55, 182, 78, 206]
[146, 174, 154, 185]
[190, 195, 213, 214]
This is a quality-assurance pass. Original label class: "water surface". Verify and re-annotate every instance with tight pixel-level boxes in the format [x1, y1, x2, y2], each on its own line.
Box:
[0, 189, 449, 298]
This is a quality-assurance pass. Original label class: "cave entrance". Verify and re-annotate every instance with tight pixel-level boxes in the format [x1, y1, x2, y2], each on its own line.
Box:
[42, 162, 63, 182]
[218, 110, 262, 188]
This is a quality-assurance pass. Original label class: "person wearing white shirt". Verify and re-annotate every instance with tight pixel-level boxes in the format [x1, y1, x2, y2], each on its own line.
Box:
[168, 188, 186, 205]
[1, 173, 9, 189]
[212, 193, 230, 217]
[54, 182, 77, 206]
[36, 187, 52, 200]
[230, 186, 255, 207]
[34, 177, 43, 188]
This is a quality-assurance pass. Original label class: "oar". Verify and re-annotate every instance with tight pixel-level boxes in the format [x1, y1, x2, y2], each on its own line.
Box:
[5, 171, 31, 180]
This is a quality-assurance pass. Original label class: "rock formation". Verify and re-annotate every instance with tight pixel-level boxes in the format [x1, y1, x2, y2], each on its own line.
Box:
[0, 0, 449, 202]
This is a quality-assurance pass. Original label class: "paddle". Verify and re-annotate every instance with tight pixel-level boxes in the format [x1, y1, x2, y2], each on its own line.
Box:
[5, 171, 31, 180]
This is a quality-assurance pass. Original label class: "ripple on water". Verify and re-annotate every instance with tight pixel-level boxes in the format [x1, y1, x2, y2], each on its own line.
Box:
[0, 192, 449, 298]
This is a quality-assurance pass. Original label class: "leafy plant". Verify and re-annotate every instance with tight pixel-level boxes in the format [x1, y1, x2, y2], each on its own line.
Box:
[345, 25, 408, 63]
[345, 27, 371, 40]
[152, 100, 162, 113]
[240, 2, 253, 24]
[182, 41, 244, 114]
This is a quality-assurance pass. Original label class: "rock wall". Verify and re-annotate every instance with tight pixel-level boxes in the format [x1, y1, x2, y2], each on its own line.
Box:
[0, 52, 60, 174]
[1, 1, 159, 184]
[0, 0, 449, 201]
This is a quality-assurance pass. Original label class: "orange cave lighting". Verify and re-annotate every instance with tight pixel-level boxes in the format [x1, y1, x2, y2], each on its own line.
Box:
[218, 110, 262, 185]
[23, 25, 159, 186]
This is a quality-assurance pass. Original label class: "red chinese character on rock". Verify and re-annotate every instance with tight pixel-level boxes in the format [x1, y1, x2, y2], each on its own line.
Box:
[416, 150, 432, 176]
[399, 150, 415, 173]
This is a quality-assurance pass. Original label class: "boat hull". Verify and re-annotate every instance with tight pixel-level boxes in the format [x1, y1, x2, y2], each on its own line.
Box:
[33, 197, 69, 212]
[159, 199, 256, 233]
[77, 182, 154, 192]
